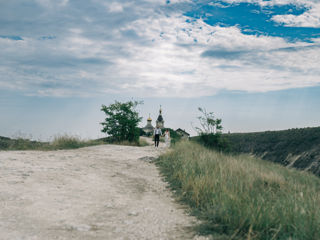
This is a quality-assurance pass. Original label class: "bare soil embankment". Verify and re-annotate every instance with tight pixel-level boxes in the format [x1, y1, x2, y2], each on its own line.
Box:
[0, 144, 207, 240]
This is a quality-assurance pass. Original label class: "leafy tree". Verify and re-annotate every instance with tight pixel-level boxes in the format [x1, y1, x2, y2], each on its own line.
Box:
[195, 107, 223, 135]
[195, 107, 228, 151]
[100, 100, 142, 143]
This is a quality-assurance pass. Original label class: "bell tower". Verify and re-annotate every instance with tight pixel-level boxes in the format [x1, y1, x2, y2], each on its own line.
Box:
[156, 105, 164, 129]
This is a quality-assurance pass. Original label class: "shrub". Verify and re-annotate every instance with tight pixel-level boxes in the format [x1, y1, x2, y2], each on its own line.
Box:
[198, 133, 230, 151]
[50, 135, 86, 149]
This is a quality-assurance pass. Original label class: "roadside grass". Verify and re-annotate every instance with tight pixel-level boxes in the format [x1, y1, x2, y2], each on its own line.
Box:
[1, 135, 150, 151]
[49, 135, 103, 150]
[156, 141, 320, 240]
[138, 137, 150, 146]
[0, 136, 47, 150]
[0, 135, 104, 151]
[98, 136, 150, 147]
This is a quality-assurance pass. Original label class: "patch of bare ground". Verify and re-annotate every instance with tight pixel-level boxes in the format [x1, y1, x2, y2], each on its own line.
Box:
[0, 143, 209, 240]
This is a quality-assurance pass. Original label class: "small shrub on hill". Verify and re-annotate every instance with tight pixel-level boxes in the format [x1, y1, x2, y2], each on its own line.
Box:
[198, 133, 230, 151]
[193, 107, 229, 151]
[50, 135, 87, 149]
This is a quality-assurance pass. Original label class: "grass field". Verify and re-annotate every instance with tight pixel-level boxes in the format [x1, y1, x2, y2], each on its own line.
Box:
[157, 141, 320, 240]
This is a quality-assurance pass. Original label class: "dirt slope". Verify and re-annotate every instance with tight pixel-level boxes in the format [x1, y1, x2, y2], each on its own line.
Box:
[0, 144, 207, 240]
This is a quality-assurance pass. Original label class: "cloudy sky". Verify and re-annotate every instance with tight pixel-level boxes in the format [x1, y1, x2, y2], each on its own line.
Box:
[1, 0, 319, 140]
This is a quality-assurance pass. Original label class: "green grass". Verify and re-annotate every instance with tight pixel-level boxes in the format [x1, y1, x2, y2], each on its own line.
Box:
[49, 135, 103, 150]
[0, 135, 104, 151]
[156, 141, 320, 240]
[0, 136, 47, 150]
[0, 135, 150, 151]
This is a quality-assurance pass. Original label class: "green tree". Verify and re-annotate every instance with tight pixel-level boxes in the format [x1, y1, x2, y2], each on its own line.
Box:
[195, 107, 223, 135]
[195, 107, 228, 151]
[100, 100, 142, 143]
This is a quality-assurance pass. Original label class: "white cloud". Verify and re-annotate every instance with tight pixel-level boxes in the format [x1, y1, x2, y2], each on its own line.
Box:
[111, 14, 320, 97]
[272, 3, 320, 27]
[35, 0, 69, 8]
[0, 0, 319, 98]
[219, 0, 320, 27]
[106, 2, 125, 13]
[218, 0, 314, 7]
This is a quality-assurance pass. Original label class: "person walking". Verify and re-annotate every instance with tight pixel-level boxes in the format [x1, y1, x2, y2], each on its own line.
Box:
[154, 125, 162, 147]
[164, 129, 170, 148]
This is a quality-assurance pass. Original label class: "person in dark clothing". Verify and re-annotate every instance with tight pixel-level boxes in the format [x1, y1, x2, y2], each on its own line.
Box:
[153, 126, 162, 147]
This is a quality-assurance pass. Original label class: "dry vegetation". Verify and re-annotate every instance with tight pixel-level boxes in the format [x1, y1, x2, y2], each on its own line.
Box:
[157, 141, 320, 239]
[0, 135, 150, 151]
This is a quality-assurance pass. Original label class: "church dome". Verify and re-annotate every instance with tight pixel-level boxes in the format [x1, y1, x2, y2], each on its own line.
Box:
[156, 106, 164, 129]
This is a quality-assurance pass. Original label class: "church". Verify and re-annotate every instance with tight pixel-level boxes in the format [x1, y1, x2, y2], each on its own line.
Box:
[142, 107, 164, 135]
[141, 106, 189, 139]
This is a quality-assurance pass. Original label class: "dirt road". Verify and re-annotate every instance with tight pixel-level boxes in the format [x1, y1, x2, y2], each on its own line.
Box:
[0, 143, 206, 240]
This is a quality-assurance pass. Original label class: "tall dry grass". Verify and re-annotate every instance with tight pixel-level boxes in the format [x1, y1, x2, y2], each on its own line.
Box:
[1, 134, 150, 151]
[0, 135, 105, 151]
[157, 141, 320, 239]
[50, 135, 94, 149]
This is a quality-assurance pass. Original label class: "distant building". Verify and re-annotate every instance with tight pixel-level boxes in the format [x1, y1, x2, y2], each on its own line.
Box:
[156, 106, 164, 129]
[176, 128, 190, 139]
[142, 107, 190, 139]
[142, 114, 154, 135]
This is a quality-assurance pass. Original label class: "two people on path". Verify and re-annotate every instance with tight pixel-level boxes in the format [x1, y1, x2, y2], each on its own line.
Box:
[153, 127, 170, 148]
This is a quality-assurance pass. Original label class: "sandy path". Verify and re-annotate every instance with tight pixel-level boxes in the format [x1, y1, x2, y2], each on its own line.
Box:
[0, 143, 205, 240]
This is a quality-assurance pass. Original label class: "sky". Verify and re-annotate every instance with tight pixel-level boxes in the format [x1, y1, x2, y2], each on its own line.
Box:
[0, 0, 319, 140]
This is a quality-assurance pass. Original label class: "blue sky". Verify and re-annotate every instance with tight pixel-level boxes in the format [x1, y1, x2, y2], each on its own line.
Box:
[0, 0, 319, 140]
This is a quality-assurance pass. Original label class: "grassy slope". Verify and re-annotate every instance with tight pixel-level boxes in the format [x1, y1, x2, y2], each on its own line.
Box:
[224, 127, 320, 176]
[157, 141, 320, 240]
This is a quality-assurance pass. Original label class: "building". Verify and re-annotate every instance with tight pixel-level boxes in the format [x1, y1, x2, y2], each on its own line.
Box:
[176, 128, 190, 139]
[156, 106, 164, 129]
[142, 114, 154, 135]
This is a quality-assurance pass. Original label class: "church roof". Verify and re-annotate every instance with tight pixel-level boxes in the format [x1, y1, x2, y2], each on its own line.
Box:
[157, 114, 163, 122]
[156, 106, 164, 122]
[176, 128, 190, 136]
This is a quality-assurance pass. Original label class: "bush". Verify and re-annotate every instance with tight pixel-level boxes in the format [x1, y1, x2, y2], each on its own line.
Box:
[50, 135, 85, 149]
[194, 107, 229, 151]
[198, 133, 230, 151]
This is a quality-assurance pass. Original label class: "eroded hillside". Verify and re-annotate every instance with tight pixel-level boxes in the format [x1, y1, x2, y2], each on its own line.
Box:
[225, 127, 320, 176]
